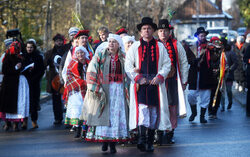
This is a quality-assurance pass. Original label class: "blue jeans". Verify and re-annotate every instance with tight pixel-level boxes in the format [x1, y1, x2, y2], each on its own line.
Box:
[220, 81, 233, 108]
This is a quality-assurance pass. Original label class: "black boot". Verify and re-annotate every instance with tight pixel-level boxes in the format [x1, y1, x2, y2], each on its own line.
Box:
[74, 126, 82, 138]
[227, 102, 232, 110]
[137, 126, 146, 152]
[189, 105, 197, 121]
[200, 108, 207, 123]
[156, 130, 164, 146]
[109, 142, 117, 154]
[102, 142, 108, 151]
[166, 130, 175, 144]
[146, 129, 155, 152]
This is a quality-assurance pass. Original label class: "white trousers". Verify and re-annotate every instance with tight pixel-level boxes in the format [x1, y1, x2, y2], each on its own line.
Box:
[188, 89, 211, 108]
[138, 104, 158, 129]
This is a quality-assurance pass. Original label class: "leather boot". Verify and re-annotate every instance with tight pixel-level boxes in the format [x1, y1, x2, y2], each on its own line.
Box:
[200, 108, 207, 123]
[102, 142, 108, 151]
[156, 130, 164, 146]
[137, 126, 146, 152]
[74, 126, 82, 138]
[21, 118, 28, 130]
[146, 129, 155, 152]
[31, 121, 39, 129]
[166, 130, 175, 144]
[109, 142, 117, 154]
[189, 105, 197, 121]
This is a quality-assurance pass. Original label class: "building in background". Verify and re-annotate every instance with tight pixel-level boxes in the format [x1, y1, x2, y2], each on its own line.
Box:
[172, 0, 233, 42]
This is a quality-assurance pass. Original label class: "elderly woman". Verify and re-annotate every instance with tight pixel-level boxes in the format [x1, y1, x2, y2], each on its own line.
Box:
[80, 34, 129, 154]
[64, 46, 89, 138]
[0, 41, 29, 131]
[122, 35, 135, 53]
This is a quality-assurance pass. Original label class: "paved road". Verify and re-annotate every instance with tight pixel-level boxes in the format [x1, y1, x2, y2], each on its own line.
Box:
[0, 91, 249, 157]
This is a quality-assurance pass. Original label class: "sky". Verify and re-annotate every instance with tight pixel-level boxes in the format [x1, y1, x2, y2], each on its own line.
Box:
[210, 0, 234, 11]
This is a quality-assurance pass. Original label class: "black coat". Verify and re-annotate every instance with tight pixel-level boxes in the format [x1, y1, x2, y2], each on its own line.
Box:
[187, 43, 213, 90]
[243, 45, 250, 87]
[233, 44, 245, 82]
[22, 51, 45, 99]
[0, 54, 23, 114]
[225, 50, 238, 81]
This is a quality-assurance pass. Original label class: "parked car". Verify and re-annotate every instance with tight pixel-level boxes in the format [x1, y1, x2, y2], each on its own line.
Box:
[206, 27, 229, 41]
[227, 30, 238, 44]
[237, 27, 247, 36]
[184, 36, 197, 46]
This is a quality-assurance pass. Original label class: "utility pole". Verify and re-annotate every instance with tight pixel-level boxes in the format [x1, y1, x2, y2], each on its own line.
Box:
[44, 0, 52, 51]
[196, 0, 200, 28]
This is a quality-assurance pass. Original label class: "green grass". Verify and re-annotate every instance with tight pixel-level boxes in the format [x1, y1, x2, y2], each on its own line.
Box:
[41, 77, 47, 93]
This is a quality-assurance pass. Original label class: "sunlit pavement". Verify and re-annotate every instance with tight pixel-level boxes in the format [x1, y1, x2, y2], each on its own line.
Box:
[0, 88, 249, 157]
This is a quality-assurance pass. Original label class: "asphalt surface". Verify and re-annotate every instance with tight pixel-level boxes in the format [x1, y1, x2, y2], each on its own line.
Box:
[0, 89, 249, 157]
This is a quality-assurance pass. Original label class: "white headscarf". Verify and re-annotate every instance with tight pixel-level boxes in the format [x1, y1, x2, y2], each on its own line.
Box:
[74, 46, 89, 60]
[27, 38, 36, 45]
[107, 34, 125, 52]
[122, 35, 135, 46]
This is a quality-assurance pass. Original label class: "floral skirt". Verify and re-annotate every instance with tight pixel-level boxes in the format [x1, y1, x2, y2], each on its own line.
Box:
[4, 75, 30, 122]
[85, 82, 130, 142]
[65, 92, 84, 126]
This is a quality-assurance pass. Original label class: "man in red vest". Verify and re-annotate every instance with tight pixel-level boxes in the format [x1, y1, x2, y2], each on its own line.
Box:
[157, 19, 189, 145]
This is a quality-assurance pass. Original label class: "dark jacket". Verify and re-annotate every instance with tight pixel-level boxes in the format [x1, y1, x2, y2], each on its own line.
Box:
[0, 54, 23, 113]
[225, 50, 238, 81]
[233, 44, 245, 82]
[44, 46, 67, 93]
[23, 51, 45, 100]
[187, 42, 212, 90]
[243, 44, 250, 87]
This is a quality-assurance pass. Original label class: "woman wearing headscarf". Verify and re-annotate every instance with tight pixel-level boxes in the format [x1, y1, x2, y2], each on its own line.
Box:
[122, 35, 136, 53]
[80, 34, 130, 154]
[64, 46, 89, 138]
[0, 41, 29, 131]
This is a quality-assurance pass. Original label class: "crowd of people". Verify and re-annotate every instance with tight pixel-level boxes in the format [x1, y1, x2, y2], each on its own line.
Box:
[0, 16, 250, 154]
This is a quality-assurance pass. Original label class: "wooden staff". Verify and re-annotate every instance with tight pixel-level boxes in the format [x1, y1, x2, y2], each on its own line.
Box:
[212, 51, 226, 107]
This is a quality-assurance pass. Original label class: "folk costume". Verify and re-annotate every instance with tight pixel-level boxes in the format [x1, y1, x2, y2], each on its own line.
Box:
[157, 19, 189, 144]
[74, 30, 94, 60]
[64, 46, 89, 138]
[187, 27, 212, 123]
[207, 37, 223, 119]
[80, 34, 129, 153]
[0, 41, 30, 131]
[125, 17, 172, 152]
